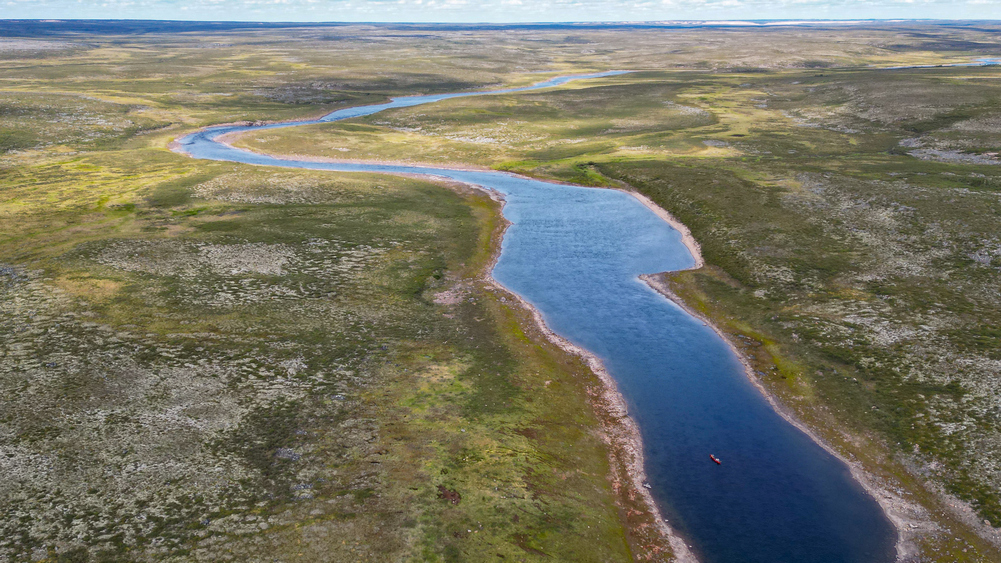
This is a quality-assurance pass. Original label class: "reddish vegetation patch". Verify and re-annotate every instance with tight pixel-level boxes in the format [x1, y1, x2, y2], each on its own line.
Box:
[437, 485, 461, 505]
[512, 534, 551, 557]
[515, 427, 538, 440]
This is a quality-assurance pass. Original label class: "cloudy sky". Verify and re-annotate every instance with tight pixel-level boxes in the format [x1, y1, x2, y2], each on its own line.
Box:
[3, 0, 998, 22]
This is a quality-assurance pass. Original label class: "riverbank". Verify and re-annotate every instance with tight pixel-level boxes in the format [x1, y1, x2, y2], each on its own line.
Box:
[474, 186, 698, 563]
[546, 171, 932, 558]
[217, 131, 494, 172]
[616, 177, 923, 559]
[172, 69, 905, 561]
[638, 273, 928, 561]
[175, 121, 696, 560]
[623, 181, 926, 560]
[494, 169, 919, 561]
[595, 149, 1001, 560]
[619, 188, 704, 271]
[179, 113, 904, 561]
[436, 172, 911, 563]
[16, 23, 1001, 562]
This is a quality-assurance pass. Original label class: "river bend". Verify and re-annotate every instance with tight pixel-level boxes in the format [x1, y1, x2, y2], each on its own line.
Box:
[173, 72, 897, 563]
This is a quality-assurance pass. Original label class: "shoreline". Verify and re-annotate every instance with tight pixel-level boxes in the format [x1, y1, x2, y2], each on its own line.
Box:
[470, 186, 698, 563]
[170, 115, 699, 558]
[525, 172, 932, 558]
[170, 118, 911, 562]
[458, 176, 921, 562]
[617, 188, 704, 271]
[216, 131, 494, 172]
[637, 274, 926, 561]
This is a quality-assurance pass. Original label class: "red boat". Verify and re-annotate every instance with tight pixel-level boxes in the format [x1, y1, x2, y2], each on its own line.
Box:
[710, 454, 721, 465]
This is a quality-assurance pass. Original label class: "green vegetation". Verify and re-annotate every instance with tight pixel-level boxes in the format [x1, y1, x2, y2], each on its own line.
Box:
[0, 25, 678, 562]
[4, 20, 1001, 562]
[231, 24, 1001, 561]
[1, 134, 650, 561]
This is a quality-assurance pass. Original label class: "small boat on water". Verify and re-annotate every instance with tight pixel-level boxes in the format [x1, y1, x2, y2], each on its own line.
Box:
[710, 454, 721, 465]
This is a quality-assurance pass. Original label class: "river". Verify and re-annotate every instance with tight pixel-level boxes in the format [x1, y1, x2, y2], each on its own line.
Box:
[173, 72, 897, 563]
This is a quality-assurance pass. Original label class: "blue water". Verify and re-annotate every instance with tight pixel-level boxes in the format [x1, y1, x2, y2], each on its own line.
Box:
[174, 73, 897, 563]
[882, 57, 1001, 70]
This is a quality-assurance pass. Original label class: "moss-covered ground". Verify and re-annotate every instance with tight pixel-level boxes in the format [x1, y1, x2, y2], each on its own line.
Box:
[4, 20, 1001, 562]
[228, 22, 1001, 562]
[0, 24, 682, 562]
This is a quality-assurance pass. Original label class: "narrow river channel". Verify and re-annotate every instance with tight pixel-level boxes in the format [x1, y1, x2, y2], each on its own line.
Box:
[173, 72, 897, 563]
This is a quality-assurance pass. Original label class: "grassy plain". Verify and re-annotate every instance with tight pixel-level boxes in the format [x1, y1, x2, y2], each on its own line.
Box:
[3, 20, 1001, 562]
[0, 23, 683, 562]
[230, 22, 1001, 562]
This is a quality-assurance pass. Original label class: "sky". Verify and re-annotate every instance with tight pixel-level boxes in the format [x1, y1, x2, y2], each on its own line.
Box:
[2, 0, 999, 23]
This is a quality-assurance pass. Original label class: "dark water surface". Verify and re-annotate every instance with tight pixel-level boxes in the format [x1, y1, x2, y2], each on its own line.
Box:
[175, 73, 897, 563]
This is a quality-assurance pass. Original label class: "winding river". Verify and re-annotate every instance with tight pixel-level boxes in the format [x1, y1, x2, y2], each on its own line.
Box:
[174, 72, 897, 563]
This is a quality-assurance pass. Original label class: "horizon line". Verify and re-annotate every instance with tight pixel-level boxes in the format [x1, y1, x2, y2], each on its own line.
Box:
[3, 18, 1001, 24]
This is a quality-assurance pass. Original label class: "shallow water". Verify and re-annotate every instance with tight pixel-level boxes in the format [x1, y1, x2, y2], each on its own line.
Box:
[175, 73, 897, 563]
[881, 57, 1001, 70]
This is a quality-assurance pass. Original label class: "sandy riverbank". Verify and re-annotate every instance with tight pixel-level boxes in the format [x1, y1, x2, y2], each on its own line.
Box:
[170, 119, 915, 562]
[589, 176, 931, 561]
[535, 174, 927, 559]
[619, 188, 704, 271]
[638, 272, 930, 562]
[469, 186, 698, 563]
